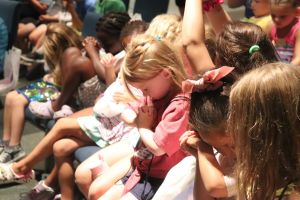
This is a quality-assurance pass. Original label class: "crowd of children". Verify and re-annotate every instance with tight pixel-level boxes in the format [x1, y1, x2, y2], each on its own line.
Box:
[0, 0, 300, 199]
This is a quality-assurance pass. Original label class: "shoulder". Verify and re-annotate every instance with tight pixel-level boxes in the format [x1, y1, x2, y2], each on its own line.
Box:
[63, 47, 93, 69]
[161, 94, 190, 121]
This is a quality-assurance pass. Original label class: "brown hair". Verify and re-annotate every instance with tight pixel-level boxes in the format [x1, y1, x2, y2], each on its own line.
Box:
[43, 23, 82, 85]
[216, 22, 278, 77]
[229, 63, 300, 199]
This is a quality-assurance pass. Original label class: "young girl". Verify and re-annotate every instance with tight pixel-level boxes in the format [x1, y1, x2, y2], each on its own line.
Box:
[243, 0, 272, 32]
[269, 0, 300, 64]
[153, 67, 236, 200]
[75, 34, 190, 200]
[0, 23, 82, 164]
[229, 63, 300, 200]
[28, 11, 130, 119]
[18, 19, 145, 200]
[152, 0, 278, 199]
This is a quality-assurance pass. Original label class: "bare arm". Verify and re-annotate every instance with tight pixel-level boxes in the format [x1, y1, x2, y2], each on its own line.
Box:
[196, 141, 228, 198]
[291, 29, 300, 65]
[205, 4, 232, 34]
[182, 0, 215, 74]
[29, 0, 48, 14]
[180, 132, 229, 198]
[83, 37, 106, 81]
[136, 105, 165, 156]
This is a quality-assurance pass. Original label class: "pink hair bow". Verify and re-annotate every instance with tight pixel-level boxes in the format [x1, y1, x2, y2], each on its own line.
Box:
[182, 66, 234, 93]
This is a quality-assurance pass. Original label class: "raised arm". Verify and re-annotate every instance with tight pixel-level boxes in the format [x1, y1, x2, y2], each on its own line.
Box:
[205, 3, 232, 34]
[182, 0, 215, 74]
[82, 37, 106, 81]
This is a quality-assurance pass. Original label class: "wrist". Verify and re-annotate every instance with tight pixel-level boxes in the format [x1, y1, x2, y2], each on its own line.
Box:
[203, 0, 224, 11]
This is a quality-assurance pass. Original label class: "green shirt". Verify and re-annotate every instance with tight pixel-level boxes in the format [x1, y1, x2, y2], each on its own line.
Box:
[95, 0, 126, 15]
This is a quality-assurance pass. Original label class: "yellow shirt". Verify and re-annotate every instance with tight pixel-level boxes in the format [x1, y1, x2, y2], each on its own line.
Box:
[243, 15, 272, 32]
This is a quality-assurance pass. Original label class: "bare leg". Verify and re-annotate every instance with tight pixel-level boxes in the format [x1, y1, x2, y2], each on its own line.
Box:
[89, 156, 132, 200]
[44, 164, 58, 189]
[54, 137, 94, 200]
[3, 91, 28, 146]
[40, 108, 93, 189]
[75, 141, 134, 198]
[11, 118, 92, 174]
[28, 24, 47, 48]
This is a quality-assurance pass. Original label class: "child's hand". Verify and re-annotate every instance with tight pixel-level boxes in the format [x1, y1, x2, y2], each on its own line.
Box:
[136, 97, 156, 129]
[180, 131, 201, 156]
[100, 53, 117, 70]
[82, 36, 101, 53]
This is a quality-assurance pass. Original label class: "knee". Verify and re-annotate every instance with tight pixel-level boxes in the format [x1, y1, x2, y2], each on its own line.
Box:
[53, 140, 70, 157]
[5, 92, 27, 107]
[75, 164, 91, 186]
[88, 181, 107, 200]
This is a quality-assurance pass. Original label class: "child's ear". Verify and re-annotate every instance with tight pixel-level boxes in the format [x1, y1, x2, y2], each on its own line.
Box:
[161, 68, 172, 79]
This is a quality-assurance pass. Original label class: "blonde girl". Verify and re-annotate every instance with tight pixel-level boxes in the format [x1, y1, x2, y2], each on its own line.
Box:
[0, 23, 81, 164]
[269, 0, 300, 64]
[229, 63, 300, 200]
[75, 34, 190, 200]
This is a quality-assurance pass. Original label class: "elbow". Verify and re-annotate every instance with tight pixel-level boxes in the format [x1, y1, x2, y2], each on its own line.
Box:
[205, 183, 228, 198]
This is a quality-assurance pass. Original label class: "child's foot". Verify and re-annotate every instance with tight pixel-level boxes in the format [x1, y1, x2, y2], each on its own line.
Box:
[0, 163, 35, 185]
[26, 180, 55, 200]
[53, 105, 74, 119]
[28, 101, 54, 119]
[0, 145, 26, 163]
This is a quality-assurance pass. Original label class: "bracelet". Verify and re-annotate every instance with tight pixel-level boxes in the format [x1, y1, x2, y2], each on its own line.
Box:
[203, 0, 224, 12]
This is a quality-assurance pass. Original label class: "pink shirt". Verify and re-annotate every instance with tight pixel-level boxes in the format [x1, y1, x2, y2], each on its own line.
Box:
[136, 93, 190, 178]
[270, 18, 300, 63]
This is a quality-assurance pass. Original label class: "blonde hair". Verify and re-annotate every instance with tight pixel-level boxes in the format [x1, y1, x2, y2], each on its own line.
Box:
[271, 0, 299, 7]
[43, 23, 82, 85]
[229, 63, 300, 199]
[146, 14, 182, 44]
[121, 34, 187, 97]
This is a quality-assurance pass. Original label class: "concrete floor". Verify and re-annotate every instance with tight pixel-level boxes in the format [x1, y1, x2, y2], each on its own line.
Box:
[0, 78, 47, 200]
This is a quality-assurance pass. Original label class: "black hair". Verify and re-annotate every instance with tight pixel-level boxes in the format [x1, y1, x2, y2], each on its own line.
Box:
[96, 11, 131, 39]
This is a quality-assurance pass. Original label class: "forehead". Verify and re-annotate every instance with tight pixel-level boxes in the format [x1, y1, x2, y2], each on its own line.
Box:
[271, 3, 295, 11]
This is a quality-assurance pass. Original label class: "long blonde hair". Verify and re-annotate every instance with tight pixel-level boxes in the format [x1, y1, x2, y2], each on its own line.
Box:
[43, 23, 82, 85]
[229, 63, 300, 199]
[121, 34, 187, 97]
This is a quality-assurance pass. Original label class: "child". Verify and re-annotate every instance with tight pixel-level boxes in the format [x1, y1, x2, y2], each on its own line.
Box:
[75, 34, 190, 200]
[153, 67, 236, 200]
[28, 11, 131, 118]
[152, 0, 278, 199]
[22, 18, 146, 200]
[269, 0, 300, 64]
[243, 0, 272, 32]
[182, 0, 278, 78]
[229, 63, 300, 199]
[0, 23, 82, 164]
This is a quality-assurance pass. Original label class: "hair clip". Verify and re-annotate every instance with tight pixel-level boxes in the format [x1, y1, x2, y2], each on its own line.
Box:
[182, 66, 234, 93]
[249, 44, 260, 54]
[155, 35, 161, 41]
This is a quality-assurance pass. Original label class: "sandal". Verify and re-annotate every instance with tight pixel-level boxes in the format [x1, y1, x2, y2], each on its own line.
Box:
[0, 163, 35, 185]
[28, 100, 54, 119]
